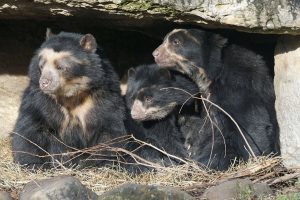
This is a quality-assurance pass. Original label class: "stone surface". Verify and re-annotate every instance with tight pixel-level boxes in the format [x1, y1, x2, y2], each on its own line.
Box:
[274, 35, 300, 169]
[19, 176, 98, 200]
[202, 179, 272, 200]
[99, 183, 194, 200]
[0, 0, 300, 34]
[0, 191, 13, 200]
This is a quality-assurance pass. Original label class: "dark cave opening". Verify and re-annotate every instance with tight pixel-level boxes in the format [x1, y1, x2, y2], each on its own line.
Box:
[0, 18, 278, 78]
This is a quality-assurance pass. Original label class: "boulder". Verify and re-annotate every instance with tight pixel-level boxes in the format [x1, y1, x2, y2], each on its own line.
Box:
[19, 176, 98, 200]
[202, 178, 273, 200]
[99, 183, 194, 200]
[274, 35, 300, 169]
[0, 191, 13, 200]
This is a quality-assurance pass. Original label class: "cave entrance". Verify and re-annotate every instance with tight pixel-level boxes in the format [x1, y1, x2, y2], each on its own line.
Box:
[0, 18, 277, 137]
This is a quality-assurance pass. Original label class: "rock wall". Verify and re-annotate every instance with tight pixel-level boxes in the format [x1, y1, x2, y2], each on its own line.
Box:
[0, 0, 300, 34]
[274, 35, 300, 169]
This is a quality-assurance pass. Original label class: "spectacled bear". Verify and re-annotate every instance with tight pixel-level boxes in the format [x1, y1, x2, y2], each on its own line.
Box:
[125, 64, 200, 166]
[178, 115, 235, 170]
[127, 64, 231, 170]
[12, 29, 127, 169]
[153, 29, 279, 162]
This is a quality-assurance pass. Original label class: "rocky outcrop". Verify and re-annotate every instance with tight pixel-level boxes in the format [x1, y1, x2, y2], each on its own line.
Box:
[19, 176, 193, 200]
[202, 179, 273, 200]
[0, 191, 13, 200]
[0, 0, 300, 34]
[274, 35, 300, 169]
[99, 183, 194, 200]
[19, 176, 98, 200]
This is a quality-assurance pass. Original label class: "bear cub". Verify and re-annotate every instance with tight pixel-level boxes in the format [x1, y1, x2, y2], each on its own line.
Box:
[125, 64, 200, 166]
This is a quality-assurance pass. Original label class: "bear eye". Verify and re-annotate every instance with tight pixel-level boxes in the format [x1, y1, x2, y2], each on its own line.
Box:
[144, 96, 152, 103]
[56, 65, 64, 70]
[38, 59, 45, 70]
[173, 39, 181, 46]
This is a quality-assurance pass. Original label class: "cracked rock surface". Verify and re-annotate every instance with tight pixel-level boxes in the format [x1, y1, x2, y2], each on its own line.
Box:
[0, 0, 300, 34]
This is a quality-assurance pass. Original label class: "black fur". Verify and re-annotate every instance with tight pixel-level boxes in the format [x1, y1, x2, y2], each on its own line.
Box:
[125, 64, 195, 166]
[178, 115, 234, 170]
[12, 31, 127, 168]
[154, 29, 279, 163]
[129, 64, 230, 170]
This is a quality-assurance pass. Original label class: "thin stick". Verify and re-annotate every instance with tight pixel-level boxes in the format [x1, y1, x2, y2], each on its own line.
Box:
[161, 87, 256, 159]
[269, 171, 300, 185]
[197, 95, 256, 159]
[131, 135, 188, 165]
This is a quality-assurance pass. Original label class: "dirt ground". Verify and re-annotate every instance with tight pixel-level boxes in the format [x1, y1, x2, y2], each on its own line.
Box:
[0, 26, 35, 138]
[0, 74, 28, 138]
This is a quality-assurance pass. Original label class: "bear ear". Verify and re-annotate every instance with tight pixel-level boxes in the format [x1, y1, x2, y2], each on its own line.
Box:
[159, 68, 171, 80]
[80, 34, 97, 53]
[46, 28, 55, 40]
[211, 34, 228, 48]
[128, 68, 136, 78]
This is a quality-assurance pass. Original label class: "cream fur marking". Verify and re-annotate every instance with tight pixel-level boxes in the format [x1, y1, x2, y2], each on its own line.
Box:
[39, 48, 82, 68]
[62, 77, 91, 97]
[60, 96, 94, 137]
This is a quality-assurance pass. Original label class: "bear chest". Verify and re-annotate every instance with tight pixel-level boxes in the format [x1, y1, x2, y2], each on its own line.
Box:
[59, 96, 94, 137]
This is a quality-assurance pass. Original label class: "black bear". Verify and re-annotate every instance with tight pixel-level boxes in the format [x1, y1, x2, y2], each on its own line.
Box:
[153, 29, 279, 162]
[125, 64, 200, 166]
[127, 65, 230, 170]
[178, 115, 234, 170]
[128, 66, 199, 121]
[12, 29, 127, 169]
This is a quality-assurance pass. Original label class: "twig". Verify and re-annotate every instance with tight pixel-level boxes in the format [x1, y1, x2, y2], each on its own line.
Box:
[130, 135, 188, 165]
[269, 171, 300, 185]
[160, 87, 257, 159]
[197, 95, 257, 159]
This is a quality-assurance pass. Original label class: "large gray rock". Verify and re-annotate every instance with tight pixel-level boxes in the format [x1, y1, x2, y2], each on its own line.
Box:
[274, 35, 300, 169]
[99, 183, 194, 200]
[19, 176, 98, 200]
[202, 179, 272, 200]
[0, 191, 13, 200]
[0, 0, 300, 34]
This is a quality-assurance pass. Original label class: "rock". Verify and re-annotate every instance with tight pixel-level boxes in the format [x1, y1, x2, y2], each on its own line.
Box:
[19, 176, 98, 200]
[202, 179, 272, 200]
[99, 183, 194, 200]
[279, 192, 300, 199]
[0, 191, 13, 200]
[0, 1, 299, 34]
[274, 35, 300, 169]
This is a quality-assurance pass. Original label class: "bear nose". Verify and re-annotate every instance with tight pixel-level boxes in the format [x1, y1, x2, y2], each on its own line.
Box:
[40, 79, 51, 89]
[152, 49, 159, 57]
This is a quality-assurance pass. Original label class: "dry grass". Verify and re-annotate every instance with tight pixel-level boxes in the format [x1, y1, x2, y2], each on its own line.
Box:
[1, 136, 298, 199]
[1, 86, 299, 199]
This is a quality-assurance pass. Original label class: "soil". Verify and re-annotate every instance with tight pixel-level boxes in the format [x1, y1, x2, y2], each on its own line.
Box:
[0, 75, 28, 138]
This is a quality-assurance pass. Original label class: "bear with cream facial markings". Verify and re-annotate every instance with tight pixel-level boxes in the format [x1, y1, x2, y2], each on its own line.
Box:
[12, 29, 127, 168]
[125, 64, 200, 165]
[153, 29, 279, 162]
[127, 64, 230, 170]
